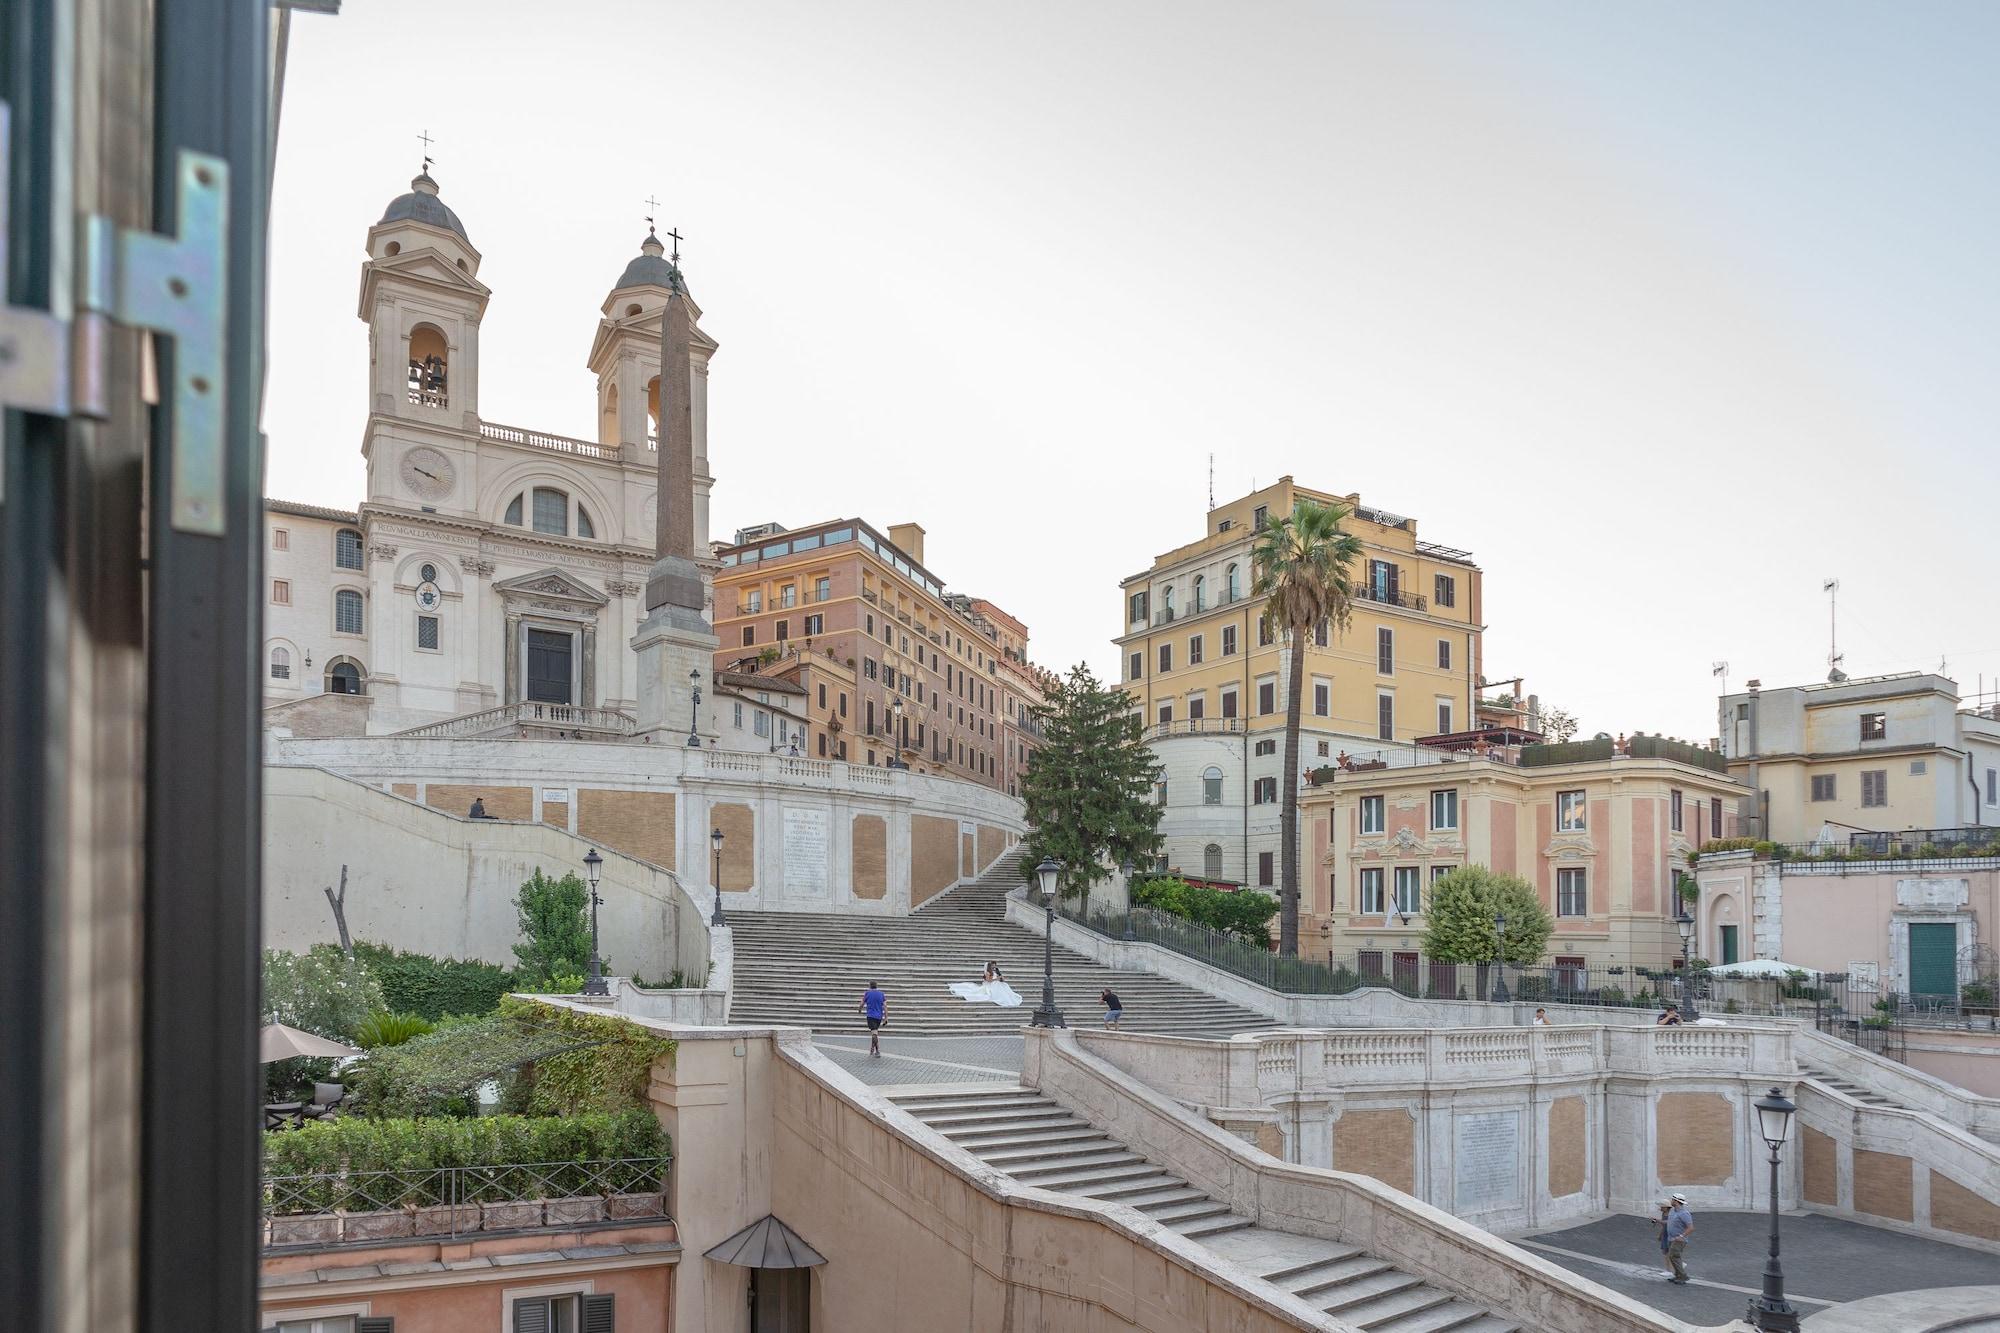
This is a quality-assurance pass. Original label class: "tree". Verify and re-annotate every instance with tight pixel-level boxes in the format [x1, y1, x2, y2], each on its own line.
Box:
[1421, 866, 1554, 966]
[512, 869, 593, 985]
[261, 943, 385, 1040]
[1131, 875, 1279, 943]
[1018, 663, 1163, 903]
[1251, 498, 1362, 955]
[1539, 706, 1579, 743]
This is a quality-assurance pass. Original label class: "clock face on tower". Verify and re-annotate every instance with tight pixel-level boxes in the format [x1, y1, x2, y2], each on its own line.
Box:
[399, 446, 456, 501]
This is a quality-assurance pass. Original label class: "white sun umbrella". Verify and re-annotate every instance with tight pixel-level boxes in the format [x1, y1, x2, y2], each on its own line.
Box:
[259, 1022, 362, 1063]
[1703, 960, 1821, 980]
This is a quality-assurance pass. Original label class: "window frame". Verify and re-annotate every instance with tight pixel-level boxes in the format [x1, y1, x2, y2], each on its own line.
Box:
[530, 487, 570, 537]
[1860, 711, 1886, 742]
[1429, 788, 1458, 831]
[1202, 766, 1224, 805]
[415, 613, 440, 652]
[1358, 794, 1385, 835]
[1556, 789, 1587, 832]
[1376, 626, 1394, 675]
[333, 587, 365, 636]
[1394, 865, 1421, 917]
[1670, 788, 1684, 833]
[334, 527, 365, 571]
[1221, 624, 1237, 656]
[1557, 867, 1588, 918]
[1861, 769, 1888, 808]
[1359, 866, 1385, 914]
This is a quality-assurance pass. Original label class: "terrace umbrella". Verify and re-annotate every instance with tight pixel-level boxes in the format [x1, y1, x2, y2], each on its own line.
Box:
[259, 1022, 361, 1063]
[1703, 960, 1821, 980]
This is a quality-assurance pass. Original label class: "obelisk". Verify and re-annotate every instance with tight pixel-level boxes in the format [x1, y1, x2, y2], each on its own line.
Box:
[631, 262, 719, 744]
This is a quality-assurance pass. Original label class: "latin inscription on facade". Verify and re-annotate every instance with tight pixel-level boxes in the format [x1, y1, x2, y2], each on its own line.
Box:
[1454, 1110, 1522, 1215]
[783, 807, 831, 900]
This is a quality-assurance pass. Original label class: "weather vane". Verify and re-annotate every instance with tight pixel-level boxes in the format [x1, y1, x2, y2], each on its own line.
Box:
[417, 127, 434, 173]
[644, 194, 660, 235]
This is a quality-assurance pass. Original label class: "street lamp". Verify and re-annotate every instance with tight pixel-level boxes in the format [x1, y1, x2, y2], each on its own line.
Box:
[1676, 903, 1701, 1022]
[709, 827, 726, 927]
[1747, 1086, 1800, 1332]
[1031, 857, 1066, 1028]
[1490, 911, 1510, 1004]
[581, 848, 608, 996]
[686, 669, 703, 748]
[885, 697, 907, 769]
[1120, 856, 1137, 941]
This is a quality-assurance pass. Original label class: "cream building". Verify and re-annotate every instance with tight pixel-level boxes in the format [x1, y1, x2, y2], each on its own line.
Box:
[1117, 478, 1484, 890]
[262, 169, 719, 737]
[1721, 672, 2000, 844]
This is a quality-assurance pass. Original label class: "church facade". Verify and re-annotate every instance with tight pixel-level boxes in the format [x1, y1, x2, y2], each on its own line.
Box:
[263, 170, 719, 737]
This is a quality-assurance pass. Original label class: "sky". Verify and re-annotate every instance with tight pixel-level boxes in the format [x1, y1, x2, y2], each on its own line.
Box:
[265, 1, 2000, 740]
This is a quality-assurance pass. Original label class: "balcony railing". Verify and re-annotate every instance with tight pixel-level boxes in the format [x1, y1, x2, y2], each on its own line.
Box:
[478, 420, 622, 461]
[1357, 586, 1428, 612]
[1150, 718, 1245, 738]
[1154, 608, 1177, 626]
[263, 1157, 670, 1249]
[389, 702, 637, 740]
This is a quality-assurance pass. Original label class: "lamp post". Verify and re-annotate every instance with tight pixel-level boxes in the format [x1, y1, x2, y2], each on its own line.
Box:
[1676, 903, 1701, 1022]
[1031, 857, 1066, 1028]
[709, 827, 726, 927]
[1747, 1086, 1800, 1331]
[581, 848, 608, 996]
[886, 697, 907, 769]
[687, 668, 703, 748]
[1490, 911, 1510, 1004]
[1120, 856, 1137, 941]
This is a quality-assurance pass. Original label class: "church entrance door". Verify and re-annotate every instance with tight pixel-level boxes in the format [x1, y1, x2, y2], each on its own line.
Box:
[526, 629, 574, 704]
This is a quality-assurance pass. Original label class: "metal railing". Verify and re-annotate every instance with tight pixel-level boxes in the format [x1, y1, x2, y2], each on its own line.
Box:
[1060, 903, 1367, 996]
[1846, 828, 2000, 857]
[1357, 586, 1429, 612]
[263, 1157, 670, 1248]
[1760, 841, 2000, 871]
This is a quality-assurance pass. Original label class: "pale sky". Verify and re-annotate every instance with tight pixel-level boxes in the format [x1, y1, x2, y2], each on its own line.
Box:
[266, 1, 2000, 740]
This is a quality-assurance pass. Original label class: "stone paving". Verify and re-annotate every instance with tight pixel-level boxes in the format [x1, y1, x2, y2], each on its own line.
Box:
[813, 1033, 1025, 1087]
[1515, 1209, 2000, 1327]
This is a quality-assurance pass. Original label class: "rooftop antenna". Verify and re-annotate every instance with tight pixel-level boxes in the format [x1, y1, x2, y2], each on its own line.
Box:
[1208, 453, 1214, 511]
[1824, 579, 1846, 682]
[417, 127, 434, 175]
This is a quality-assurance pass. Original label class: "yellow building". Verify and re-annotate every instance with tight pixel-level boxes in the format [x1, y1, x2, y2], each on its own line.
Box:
[1116, 478, 1484, 890]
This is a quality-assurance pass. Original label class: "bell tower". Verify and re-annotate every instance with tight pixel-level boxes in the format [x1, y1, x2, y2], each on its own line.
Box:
[357, 169, 490, 514]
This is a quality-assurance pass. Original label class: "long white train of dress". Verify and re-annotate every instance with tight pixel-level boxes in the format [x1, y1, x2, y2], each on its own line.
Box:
[948, 980, 1024, 1008]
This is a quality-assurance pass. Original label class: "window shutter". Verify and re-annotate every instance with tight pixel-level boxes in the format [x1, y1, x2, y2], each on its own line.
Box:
[514, 1298, 551, 1333]
[583, 1293, 616, 1333]
[358, 1319, 396, 1333]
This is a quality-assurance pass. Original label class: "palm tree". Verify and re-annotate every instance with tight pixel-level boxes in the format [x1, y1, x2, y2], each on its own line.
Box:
[1251, 497, 1362, 956]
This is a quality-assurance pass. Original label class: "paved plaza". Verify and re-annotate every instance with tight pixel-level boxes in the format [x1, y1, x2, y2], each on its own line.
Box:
[814, 1033, 1026, 1087]
[1515, 1210, 2000, 1326]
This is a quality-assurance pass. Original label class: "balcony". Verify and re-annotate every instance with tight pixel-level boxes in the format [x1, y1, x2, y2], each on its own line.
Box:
[1151, 718, 1245, 739]
[477, 420, 622, 462]
[1154, 608, 1177, 626]
[1357, 586, 1429, 613]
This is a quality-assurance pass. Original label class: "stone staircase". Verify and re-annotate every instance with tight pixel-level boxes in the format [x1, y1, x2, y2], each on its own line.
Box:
[1799, 1062, 1912, 1111]
[893, 1087, 1519, 1332]
[726, 853, 1278, 1037]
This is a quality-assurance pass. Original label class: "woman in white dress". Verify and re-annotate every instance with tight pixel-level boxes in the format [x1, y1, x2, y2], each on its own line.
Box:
[949, 960, 1023, 1007]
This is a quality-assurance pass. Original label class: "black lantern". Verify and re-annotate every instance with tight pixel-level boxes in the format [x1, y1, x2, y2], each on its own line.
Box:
[1031, 857, 1065, 1028]
[1747, 1086, 1799, 1331]
[687, 668, 703, 748]
[1676, 903, 1700, 1021]
[581, 848, 608, 996]
[709, 826, 726, 927]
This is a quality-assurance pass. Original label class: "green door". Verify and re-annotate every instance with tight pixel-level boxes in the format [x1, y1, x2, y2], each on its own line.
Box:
[1719, 925, 1740, 966]
[1909, 923, 1958, 998]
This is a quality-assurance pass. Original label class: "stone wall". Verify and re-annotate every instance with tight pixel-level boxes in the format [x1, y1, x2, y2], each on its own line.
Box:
[1795, 1074, 2000, 1253]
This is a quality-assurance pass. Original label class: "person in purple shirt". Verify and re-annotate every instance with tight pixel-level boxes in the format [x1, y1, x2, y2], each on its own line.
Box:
[859, 981, 888, 1058]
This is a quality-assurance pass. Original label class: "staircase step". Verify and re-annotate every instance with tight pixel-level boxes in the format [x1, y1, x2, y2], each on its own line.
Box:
[1176, 1213, 1254, 1239]
[1344, 1285, 1457, 1329]
[1368, 1301, 1516, 1333]
[1288, 1255, 1398, 1299]
[1258, 1248, 1369, 1284]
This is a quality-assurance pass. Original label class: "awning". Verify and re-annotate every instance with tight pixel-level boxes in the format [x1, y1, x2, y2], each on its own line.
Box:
[259, 1022, 361, 1062]
[704, 1215, 827, 1268]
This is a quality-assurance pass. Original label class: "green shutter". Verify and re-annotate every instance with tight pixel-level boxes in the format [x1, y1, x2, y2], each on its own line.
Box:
[582, 1293, 615, 1333]
[358, 1320, 395, 1333]
[513, 1298, 550, 1333]
[1909, 923, 1958, 997]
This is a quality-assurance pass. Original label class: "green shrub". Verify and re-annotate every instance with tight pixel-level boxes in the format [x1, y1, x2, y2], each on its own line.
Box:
[501, 996, 675, 1116]
[262, 944, 384, 1041]
[1130, 875, 1278, 942]
[351, 942, 517, 1020]
[1599, 985, 1627, 1005]
[1962, 982, 1995, 1008]
[355, 1011, 435, 1050]
[1918, 843, 1942, 859]
[512, 869, 593, 986]
[1698, 837, 1757, 855]
[1752, 841, 1778, 858]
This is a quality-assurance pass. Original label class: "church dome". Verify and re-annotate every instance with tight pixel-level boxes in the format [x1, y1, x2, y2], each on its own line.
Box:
[379, 171, 468, 241]
[613, 232, 687, 294]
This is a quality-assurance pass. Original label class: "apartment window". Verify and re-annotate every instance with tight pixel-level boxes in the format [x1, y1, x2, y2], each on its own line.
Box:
[1313, 681, 1330, 717]
[1253, 776, 1277, 804]
[1989, 767, 1998, 805]
[1557, 867, 1588, 917]
[804, 614, 824, 636]
[1711, 796, 1724, 836]
[1861, 769, 1888, 807]
[335, 527, 364, 569]
[1314, 619, 1329, 648]
[1226, 563, 1240, 601]
[1205, 843, 1224, 877]
[1258, 681, 1276, 715]
[745, 590, 764, 614]
[1258, 615, 1273, 646]
[1394, 866, 1421, 916]
[1221, 625, 1237, 656]
[1434, 573, 1456, 608]
[1557, 789, 1586, 831]
[1860, 712, 1886, 741]
[1200, 766, 1225, 806]
[1671, 789, 1684, 832]
[815, 576, 831, 600]
[1158, 701, 1173, 725]
[1156, 781, 1168, 806]
[1129, 591, 1148, 623]
[269, 647, 291, 681]
[1221, 688, 1238, 719]
[1253, 503, 1269, 528]
[1437, 639, 1452, 670]
[1162, 585, 1175, 618]
[270, 527, 291, 553]
[1367, 559, 1398, 602]
[1258, 851, 1274, 886]
[733, 701, 745, 728]
[741, 626, 755, 647]
[1376, 692, 1394, 741]
[1158, 643, 1173, 673]
[1193, 574, 1207, 611]
[1376, 627, 1394, 675]
[1188, 694, 1205, 720]
[1129, 651, 1143, 680]
[817, 683, 828, 708]
[1430, 864, 1454, 882]
[416, 614, 440, 650]
[1188, 634, 1204, 666]
[1254, 738, 1277, 756]
[1910, 760, 1927, 775]
[1317, 740, 1330, 757]
[839, 692, 848, 717]
[778, 584, 797, 608]
[271, 578, 290, 605]
[512, 1292, 613, 1332]
[864, 612, 873, 634]
[1429, 788, 1458, 831]
[863, 657, 877, 680]
[1437, 701, 1453, 734]
[334, 588, 364, 635]
[754, 711, 770, 738]
[1359, 795, 1385, 835]
[1359, 867, 1385, 914]
[775, 619, 789, 642]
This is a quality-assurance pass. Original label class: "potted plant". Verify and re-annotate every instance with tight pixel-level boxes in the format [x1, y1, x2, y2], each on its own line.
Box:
[1962, 981, 1997, 1016]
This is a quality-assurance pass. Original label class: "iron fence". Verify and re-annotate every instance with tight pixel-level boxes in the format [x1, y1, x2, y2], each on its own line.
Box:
[262, 1156, 670, 1245]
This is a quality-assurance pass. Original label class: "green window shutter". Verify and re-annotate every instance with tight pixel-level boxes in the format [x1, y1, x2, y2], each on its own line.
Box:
[513, 1298, 551, 1333]
[1909, 923, 1958, 997]
[582, 1293, 615, 1333]
[358, 1320, 395, 1333]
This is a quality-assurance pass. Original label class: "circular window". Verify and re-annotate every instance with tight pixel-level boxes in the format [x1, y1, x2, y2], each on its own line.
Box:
[625, 303, 642, 317]
[420, 563, 437, 583]
[384, 241, 401, 256]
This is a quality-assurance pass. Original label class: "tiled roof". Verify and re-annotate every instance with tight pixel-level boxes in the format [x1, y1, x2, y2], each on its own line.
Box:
[265, 498, 359, 524]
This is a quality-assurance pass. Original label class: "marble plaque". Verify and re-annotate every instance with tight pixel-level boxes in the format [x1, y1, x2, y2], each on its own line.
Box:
[782, 807, 830, 899]
[1454, 1110, 1522, 1215]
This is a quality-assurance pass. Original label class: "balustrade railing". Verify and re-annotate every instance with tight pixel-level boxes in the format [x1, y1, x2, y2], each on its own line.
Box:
[389, 701, 636, 740]
[478, 420, 622, 461]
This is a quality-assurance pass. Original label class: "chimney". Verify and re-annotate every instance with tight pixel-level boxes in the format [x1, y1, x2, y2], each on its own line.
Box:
[887, 522, 926, 565]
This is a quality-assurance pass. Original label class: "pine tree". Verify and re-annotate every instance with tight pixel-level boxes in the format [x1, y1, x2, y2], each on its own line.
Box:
[1018, 664, 1163, 901]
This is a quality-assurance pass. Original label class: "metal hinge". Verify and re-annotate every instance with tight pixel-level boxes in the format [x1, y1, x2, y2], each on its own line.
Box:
[0, 99, 230, 534]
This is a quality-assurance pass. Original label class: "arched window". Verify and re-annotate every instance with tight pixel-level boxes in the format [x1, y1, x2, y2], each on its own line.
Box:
[326, 660, 364, 695]
[531, 487, 569, 535]
[334, 588, 364, 635]
[503, 493, 523, 526]
[269, 646, 291, 681]
[1226, 563, 1240, 602]
[1204, 843, 1223, 878]
[1202, 766, 1224, 806]
[1162, 585, 1175, 617]
[576, 506, 595, 540]
[599, 382, 620, 446]
[645, 375, 661, 446]
[406, 324, 448, 407]
[335, 528, 364, 570]
[1193, 575, 1206, 612]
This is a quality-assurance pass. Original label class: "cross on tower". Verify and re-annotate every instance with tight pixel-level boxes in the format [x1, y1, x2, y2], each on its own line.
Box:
[417, 128, 434, 173]
[664, 226, 683, 264]
[643, 194, 660, 234]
